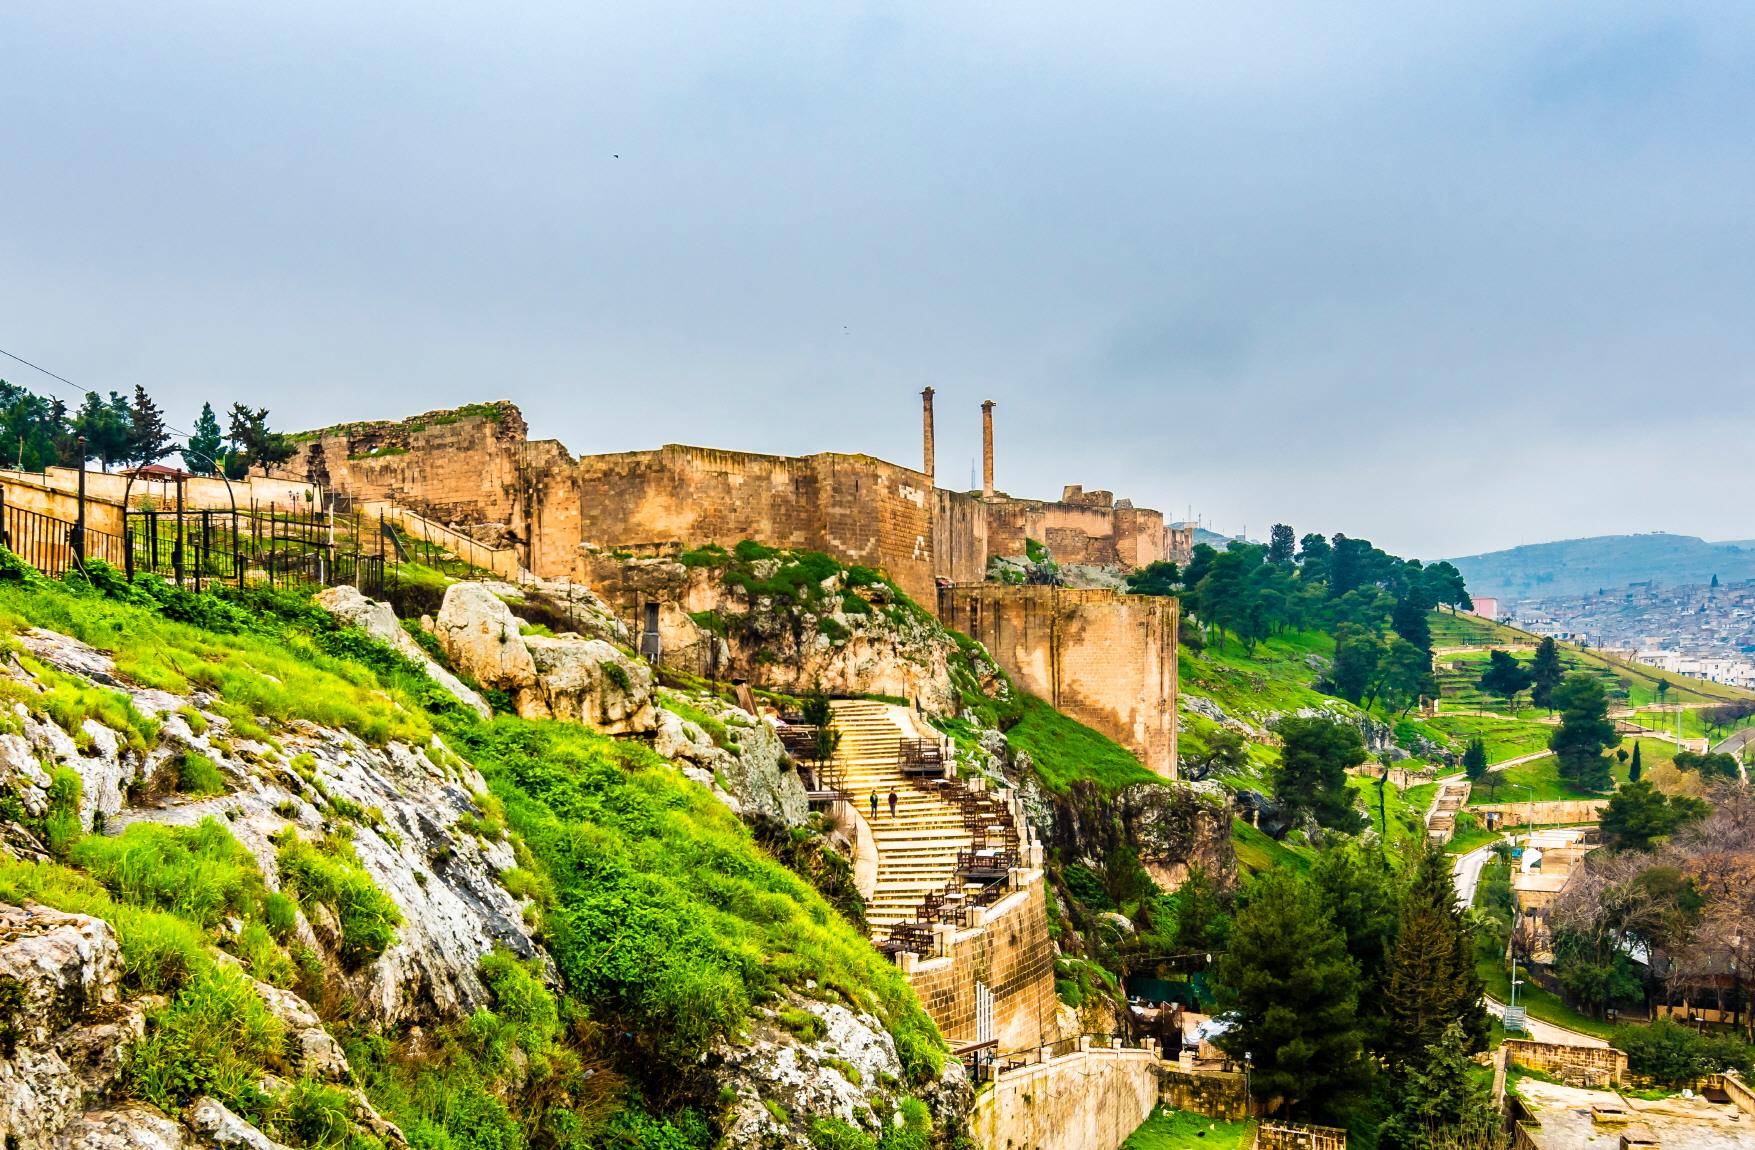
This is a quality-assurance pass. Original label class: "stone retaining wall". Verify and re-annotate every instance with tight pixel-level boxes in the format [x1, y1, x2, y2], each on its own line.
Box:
[1503, 1039, 1626, 1087]
[1156, 1065, 1252, 1120]
[971, 1042, 1158, 1150]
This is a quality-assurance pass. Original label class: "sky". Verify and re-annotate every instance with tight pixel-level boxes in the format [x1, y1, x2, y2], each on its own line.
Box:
[4, 3, 1755, 559]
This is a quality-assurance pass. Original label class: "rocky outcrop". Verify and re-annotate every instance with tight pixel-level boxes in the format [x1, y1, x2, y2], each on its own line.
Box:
[710, 997, 971, 1150]
[654, 697, 809, 826]
[572, 549, 960, 716]
[0, 904, 143, 1148]
[1043, 779, 1237, 892]
[434, 583, 655, 734]
[14, 630, 542, 1029]
[314, 586, 489, 718]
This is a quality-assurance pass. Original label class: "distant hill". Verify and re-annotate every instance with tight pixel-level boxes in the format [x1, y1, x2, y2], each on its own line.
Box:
[1445, 533, 1755, 602]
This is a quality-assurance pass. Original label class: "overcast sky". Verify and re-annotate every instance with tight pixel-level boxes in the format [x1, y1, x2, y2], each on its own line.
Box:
[4, 3, 1753, 559]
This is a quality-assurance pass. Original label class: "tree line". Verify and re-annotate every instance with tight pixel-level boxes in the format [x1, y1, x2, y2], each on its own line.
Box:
[0, 378, 294, 478]
[1130, 526, 1472, 718]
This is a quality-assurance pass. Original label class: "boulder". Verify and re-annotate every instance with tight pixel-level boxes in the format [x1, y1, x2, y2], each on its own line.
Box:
[51, 1106, 187, 1150]
[433, 584, 538, 695]
[314, 588, 489, 719]
[435, 583, 656, 736]
[185, 1098, 288, 1150]
[520, 636, 655, 734]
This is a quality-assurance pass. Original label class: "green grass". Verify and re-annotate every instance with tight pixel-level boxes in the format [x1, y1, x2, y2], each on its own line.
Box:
[1121, 1107, 1252, 1150]
[1477, 953, 1618, 1042]
[1443, 817, 1503, 857]
[1467, 755, 1618, 806]
[1347, 775, 1427, 853]
[1005, 693, 1162, 794]
[275, 833, 404, 969]
[1231, 817, 1315, 876]
[1423, 714, 1554, 765]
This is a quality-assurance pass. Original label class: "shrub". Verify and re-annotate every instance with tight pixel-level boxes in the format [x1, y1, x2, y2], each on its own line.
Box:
[1615, 1018, 1754, 1085]
[808, 1118, 876, 1150]
[40, 767, 84, 859]
[126, 963, 285, 1111]
[276, 836, 402, 968]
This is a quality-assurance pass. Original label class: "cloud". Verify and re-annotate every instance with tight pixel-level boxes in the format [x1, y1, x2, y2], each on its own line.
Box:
[3, 2, 1754, 559]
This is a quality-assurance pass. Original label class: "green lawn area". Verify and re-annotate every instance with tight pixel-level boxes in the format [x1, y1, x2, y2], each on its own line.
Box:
[1122, 1107, 1252, 1150]
[1467, 755, 1611, 806]
[1231, 817, 1315, 877]
[1424, 713, 1554, 764]
[1443, 817, 1502, 856]
[1178, 629, 1337, 726]
[1006, 693, 1162, 794]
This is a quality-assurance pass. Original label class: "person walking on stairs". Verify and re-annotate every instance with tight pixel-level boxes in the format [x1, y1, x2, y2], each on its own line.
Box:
[888, 789, 899, 818]
[869, 792, 879, 821]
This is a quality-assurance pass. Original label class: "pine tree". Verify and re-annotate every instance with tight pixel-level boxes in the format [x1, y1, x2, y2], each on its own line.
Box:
[125, 384, 174, 469]
[1213, 870, 1369, 1121]
[1528, 636, 1564, 712]
[1549, 672, 1617, 791]
[1629, 741, 1643, 782]
[1312, 847, 1400, 1049]
[183, 402, 223, 476]
[1462, 738, 1488, 782]
[1274, 716, 1367, 832]
[1381, 848, 1487, 1068]
[71, 391, 132, 471]
[1378, 1023, 1504, 1150]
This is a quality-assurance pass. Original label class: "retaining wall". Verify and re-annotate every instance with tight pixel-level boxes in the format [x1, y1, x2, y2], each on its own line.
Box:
[1503, 1039, 1626, 1087]
[971, 1042, 1158, 1150]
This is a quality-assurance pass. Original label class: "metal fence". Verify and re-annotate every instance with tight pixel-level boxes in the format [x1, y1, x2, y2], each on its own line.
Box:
[124, 504, 386, 594]
[0, 495, 126, 579]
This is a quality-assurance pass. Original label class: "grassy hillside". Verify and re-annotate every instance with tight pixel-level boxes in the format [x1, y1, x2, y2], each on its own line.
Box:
[0, 563, 943, 1147]
[1447, 533, 1755, 601]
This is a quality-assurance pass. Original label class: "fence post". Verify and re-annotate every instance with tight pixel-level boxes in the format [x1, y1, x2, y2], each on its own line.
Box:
[0, 487, 7, 553]
[72, 447, 87, 565]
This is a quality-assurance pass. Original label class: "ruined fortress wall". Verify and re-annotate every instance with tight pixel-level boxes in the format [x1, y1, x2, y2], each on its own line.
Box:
[931, 489, 989, 586]
[288, 406, 531, 528]
[902, 872, 1060, 1053]
[971, 1044, 1159, 1150]
[938, 586, 1178, 778]
[1503, 1040, 1627, 1086]
[569, 445, 941, 605]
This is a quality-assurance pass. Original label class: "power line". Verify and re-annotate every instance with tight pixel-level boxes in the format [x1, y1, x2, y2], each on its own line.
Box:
[0, 344, 234, 472]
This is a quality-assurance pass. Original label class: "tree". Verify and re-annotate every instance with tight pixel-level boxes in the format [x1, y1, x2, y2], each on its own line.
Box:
[124, 384, 174, 471]
[1390, 593, 1433, 654]
[1312, 848, 1400, 1046]
[1381, 848, 1488, 1068]
[1599, 780, 1709, 851]
[1528, 637, 1564, 712]
[1378, 1024, 1504, 1150]
[1477, 649, 1534, 713]
[1170, 863, 1232, 959]
[1267, 524, 1296, 566]
[1629, 741, 1642, 782]
[1274, 717, 1367, 831]
[1375, 637, 1438, 716]
[1213, 870, 1369, 1121]
[1462, 738, 1488, 782]
[1329, 623, 1382, 705]
[183, 402, 223, 476]
[1185, 728, 1248, 781]
[1420, 562, 1473, 614]
[71, 390, 132, 471]
[0, 380, 73, 471]
[1125, 560, 1179, 597]
[1549, 673, 1617, 791]
[225, 403, 295, 477]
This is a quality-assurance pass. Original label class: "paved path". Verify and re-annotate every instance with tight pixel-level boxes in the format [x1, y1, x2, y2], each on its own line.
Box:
[1450, 837, 1609, 1048]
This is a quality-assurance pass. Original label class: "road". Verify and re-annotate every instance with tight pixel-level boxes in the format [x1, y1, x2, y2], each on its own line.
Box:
[1450, 837, 1609, 1048]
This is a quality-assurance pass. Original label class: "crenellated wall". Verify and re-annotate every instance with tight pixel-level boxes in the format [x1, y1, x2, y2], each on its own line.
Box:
[937, 585, 1179, 778]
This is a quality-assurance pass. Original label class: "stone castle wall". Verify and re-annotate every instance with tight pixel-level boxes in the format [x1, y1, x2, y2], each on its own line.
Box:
[289, 403, 1175, 606]
[1502, 1039, 1627, 1086]
[900, 869, 1060, 1054]
[971, 1042, 1160, 1150]
[938, 585, 1179, 777]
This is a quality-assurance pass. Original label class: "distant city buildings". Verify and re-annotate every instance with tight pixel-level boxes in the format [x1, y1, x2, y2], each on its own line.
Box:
[1510, 577, 1755, 688]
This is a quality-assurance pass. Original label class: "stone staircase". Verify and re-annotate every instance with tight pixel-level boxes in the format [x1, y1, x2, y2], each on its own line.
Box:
[828, 700, 1021, 941]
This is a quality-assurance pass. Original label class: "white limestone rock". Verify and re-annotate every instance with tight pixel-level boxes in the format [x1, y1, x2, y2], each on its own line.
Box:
[52, 1106, 187, 1150]
[433, 583, 538, 695]
[185, 1098, 288, 1150]
[313, 587, 489, 718]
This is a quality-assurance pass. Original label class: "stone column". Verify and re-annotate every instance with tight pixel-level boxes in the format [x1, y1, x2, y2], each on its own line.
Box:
[921, 387, 936, 482]
[981, 399, 995, 497]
